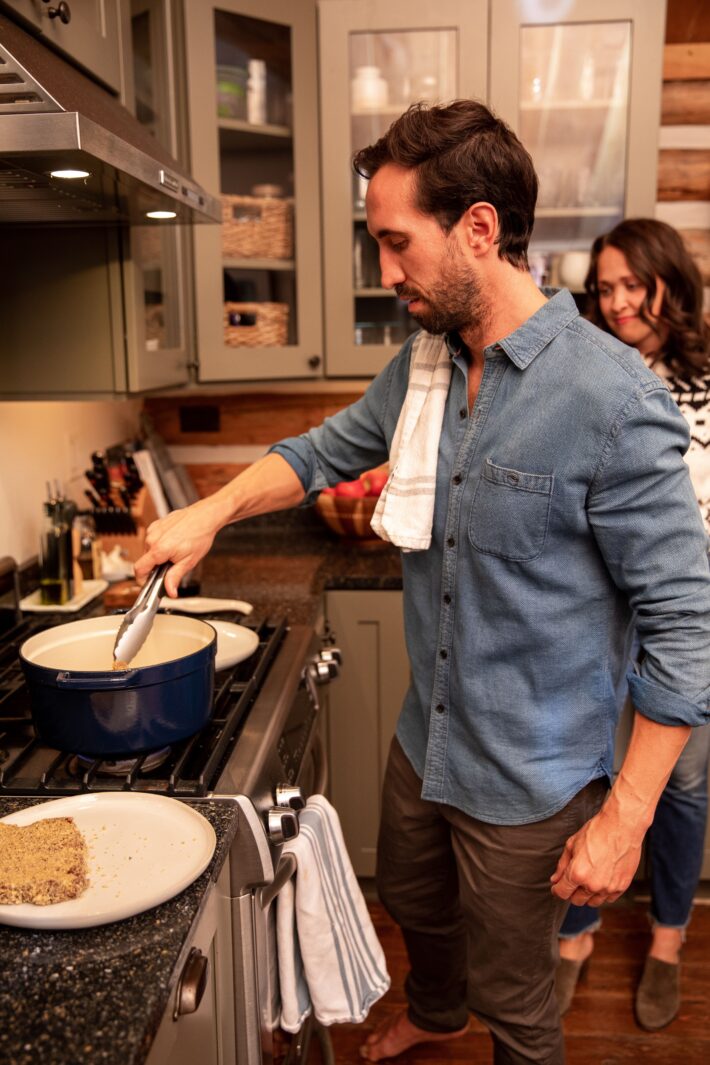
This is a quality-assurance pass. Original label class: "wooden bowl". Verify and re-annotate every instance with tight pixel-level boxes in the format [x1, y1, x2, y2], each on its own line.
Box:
[315, 492, 381, 541]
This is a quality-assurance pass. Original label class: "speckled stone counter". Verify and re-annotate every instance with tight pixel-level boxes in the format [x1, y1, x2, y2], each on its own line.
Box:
[0, 797, 238, 1065]
[198, 508, 404, 626]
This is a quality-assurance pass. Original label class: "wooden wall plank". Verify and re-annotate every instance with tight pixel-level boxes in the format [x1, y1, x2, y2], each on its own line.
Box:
[665, 0, 710, 45]
[664, 42, 710, 81]
[662, 79, 710, 124]
[680, 228, 710, 284]
[184, 463, 247, 498]
[144, 392, 362, 446]
[657, 148, 710, 201]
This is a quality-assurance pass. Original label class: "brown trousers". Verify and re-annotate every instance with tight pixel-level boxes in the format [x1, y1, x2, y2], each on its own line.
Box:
[376, 737, 607, 1065]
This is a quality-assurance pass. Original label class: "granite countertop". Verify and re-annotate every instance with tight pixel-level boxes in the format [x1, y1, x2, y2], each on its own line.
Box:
[200, 508, 403, 625]
[0, 797, 239, 1065]
[101, 508, 404, 626]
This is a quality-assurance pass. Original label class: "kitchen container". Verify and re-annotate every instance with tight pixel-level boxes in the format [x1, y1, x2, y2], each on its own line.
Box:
[315, 493, 382, 543]
[224, 301, 289, 347]
[222, 194, 294, 259]
[216, 63, 248, 119]
[351, 65, 388, 110]
[20, 614, 216, 757]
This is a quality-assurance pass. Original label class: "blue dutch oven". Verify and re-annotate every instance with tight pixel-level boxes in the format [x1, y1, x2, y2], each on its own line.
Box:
[20, 614, 216, 758]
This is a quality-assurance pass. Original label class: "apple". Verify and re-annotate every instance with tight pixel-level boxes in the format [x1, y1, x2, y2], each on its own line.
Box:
[334, 479, 367, 498]
[360, 466, 389, 497]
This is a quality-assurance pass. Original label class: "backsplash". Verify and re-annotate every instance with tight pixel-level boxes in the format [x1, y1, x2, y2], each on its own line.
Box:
[0, 399, 141, 564]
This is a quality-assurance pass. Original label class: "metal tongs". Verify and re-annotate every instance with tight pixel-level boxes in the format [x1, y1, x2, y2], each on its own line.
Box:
[112, 562, 171, 669]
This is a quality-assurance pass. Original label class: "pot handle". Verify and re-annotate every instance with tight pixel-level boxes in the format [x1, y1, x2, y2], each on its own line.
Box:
[56, 670, 137, 689]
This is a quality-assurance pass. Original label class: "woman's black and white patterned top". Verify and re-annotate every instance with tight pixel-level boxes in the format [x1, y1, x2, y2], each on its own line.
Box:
[652, 360, 710, 533]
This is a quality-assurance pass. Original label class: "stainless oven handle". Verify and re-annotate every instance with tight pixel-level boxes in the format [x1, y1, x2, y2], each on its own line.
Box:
[258, 853, 297, 910]
[312, 727, 328, 795]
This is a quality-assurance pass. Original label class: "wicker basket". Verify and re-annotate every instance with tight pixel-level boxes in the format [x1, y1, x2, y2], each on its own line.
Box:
[224, 302, 289, 347]
[222, 195, 294, 259]
[315, 493, 381, 542]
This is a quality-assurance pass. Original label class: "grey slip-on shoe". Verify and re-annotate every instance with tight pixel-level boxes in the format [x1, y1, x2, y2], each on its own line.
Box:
[635, 956, 680, 1031]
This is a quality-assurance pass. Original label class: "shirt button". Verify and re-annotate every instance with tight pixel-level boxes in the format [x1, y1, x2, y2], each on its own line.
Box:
[440, 649, 448, 659]
[459, 408, 467, 419]
[447, 536, 455, 548]
[435, 703, 445, 714]
[452, 474, 462, 485]
[443, 593, 452, 605]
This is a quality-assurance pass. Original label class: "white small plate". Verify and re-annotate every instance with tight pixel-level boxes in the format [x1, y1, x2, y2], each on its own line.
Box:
[210, 620, 260, 671]
[20, 579, 109, 613]
[0, 793, 216, 930]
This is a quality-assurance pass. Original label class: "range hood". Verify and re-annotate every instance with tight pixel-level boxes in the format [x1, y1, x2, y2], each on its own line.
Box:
[0, 13, 221, 225]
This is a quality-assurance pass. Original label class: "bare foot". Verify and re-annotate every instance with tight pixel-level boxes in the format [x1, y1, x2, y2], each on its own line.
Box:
[359, 1009, 470, 1062]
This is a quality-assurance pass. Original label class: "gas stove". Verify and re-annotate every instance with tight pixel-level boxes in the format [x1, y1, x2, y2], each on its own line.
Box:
[0, 609, 293, 798]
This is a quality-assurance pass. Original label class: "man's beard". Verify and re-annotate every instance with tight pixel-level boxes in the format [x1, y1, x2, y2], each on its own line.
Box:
[396, 242, 489, 337]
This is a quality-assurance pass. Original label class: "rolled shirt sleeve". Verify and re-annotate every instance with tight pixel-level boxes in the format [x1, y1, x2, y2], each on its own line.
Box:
[588, 381, 710, 726]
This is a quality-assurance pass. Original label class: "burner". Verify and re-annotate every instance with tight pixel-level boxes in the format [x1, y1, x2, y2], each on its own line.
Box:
[70, 747, 172, 777]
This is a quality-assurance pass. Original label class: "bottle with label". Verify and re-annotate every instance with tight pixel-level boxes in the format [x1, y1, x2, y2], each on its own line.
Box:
[75, 512, 101, 580]
[39, 499, 71, 605]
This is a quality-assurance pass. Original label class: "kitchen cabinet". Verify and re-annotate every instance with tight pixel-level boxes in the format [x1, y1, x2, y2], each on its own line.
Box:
[183, 0, 324, 382]
[0, 0, 195, 398]
[325, 590, 409, 876]
[489, 0, 666, 286]
[0, 0, 124, 94]
[145, 863, 235, 1065]
[319, 0, 488, 377]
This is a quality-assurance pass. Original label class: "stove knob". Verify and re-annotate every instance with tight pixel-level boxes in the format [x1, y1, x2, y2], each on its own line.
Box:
[267, 807, 299, 844]
[308, 645, 343, 684]
[275, 784, 306, 810]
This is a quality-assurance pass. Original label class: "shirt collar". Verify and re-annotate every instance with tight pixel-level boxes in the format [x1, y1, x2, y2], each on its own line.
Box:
[443, 288, 579, 368]
[495, 288, 579, 370]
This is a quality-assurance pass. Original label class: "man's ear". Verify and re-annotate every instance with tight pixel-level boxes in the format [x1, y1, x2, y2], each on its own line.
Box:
[460, 201, 499, 256]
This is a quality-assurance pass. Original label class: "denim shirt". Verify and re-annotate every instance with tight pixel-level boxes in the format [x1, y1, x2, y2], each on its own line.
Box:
[272, 290, 710, 825]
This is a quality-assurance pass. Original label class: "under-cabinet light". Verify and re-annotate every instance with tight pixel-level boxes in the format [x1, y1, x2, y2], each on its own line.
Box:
[50, 169, 90, 179]
[146, 210, 177, 219]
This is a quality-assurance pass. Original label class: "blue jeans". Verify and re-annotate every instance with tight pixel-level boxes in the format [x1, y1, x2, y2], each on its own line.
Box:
[560, 721, 710, 937]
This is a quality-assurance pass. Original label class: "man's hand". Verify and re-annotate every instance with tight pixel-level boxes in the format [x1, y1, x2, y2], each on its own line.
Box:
[134, 496, 228, 597]
[550, 796, 644, 907]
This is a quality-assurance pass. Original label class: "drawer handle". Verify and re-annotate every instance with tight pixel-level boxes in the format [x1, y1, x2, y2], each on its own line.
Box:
[174, 948, 209, 1019]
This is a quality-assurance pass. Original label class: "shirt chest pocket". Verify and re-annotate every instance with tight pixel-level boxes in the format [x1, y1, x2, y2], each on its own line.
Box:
[468, 459, 554, 562]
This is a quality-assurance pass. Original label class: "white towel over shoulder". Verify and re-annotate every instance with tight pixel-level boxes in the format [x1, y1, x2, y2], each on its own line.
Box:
[370, 331, 452, 551]
[276, 795, 390, 1032]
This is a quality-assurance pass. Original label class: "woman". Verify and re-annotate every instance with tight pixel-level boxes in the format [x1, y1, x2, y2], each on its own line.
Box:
[556, 218, 710, 1029]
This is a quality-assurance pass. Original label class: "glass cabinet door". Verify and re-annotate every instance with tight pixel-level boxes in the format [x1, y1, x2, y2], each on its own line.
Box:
[319, 0, 487, 377]
[124, 0, 192, 392]
[185, 0, 322, 381]
[490, 0, 666, 293]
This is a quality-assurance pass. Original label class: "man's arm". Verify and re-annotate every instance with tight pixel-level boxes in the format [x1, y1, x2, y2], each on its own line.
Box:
[134, 453, 304, 596]
[550, 712, 690, 905]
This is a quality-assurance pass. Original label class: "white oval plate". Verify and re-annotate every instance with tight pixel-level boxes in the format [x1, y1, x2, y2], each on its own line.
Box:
[210, 620, 260, 671]
[0, 793, 216, 930]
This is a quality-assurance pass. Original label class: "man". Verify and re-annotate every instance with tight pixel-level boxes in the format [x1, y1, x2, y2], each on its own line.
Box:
[135, 101, 710, 1064]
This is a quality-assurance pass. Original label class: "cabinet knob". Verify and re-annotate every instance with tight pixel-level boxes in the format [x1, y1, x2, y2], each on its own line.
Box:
[47, 2, 71, 24]
[174, 948, 209, 1019]
[308, 355, 321, 370]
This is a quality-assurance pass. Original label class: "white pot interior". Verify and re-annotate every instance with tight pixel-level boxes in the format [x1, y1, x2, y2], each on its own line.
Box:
[21, 614, 215, 673]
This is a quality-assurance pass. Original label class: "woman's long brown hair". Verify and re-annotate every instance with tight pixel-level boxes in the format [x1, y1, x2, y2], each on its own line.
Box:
[585, 218, 709, 375]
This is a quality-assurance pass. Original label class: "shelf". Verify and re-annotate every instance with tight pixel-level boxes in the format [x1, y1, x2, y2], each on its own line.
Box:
[354, 287, 393, 298]
[223, 257, 295, 271]
[536, 206, 621, 218]
[218, 119, 292, 151]
[520, 98, 624, 112]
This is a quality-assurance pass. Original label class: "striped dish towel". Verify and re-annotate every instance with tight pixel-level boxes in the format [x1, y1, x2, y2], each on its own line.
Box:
[370, 331, 452, 550]
[276, 795, 390, 1032]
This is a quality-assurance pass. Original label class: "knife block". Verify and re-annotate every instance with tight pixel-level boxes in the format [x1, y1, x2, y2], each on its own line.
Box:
[99, 487, 160, 563]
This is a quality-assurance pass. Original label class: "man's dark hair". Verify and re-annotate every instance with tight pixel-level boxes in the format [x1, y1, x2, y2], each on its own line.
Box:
[353, 99, 538, 269]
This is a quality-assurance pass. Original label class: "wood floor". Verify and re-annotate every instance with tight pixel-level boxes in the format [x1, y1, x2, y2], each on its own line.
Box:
[326, 891, 710, 1064]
